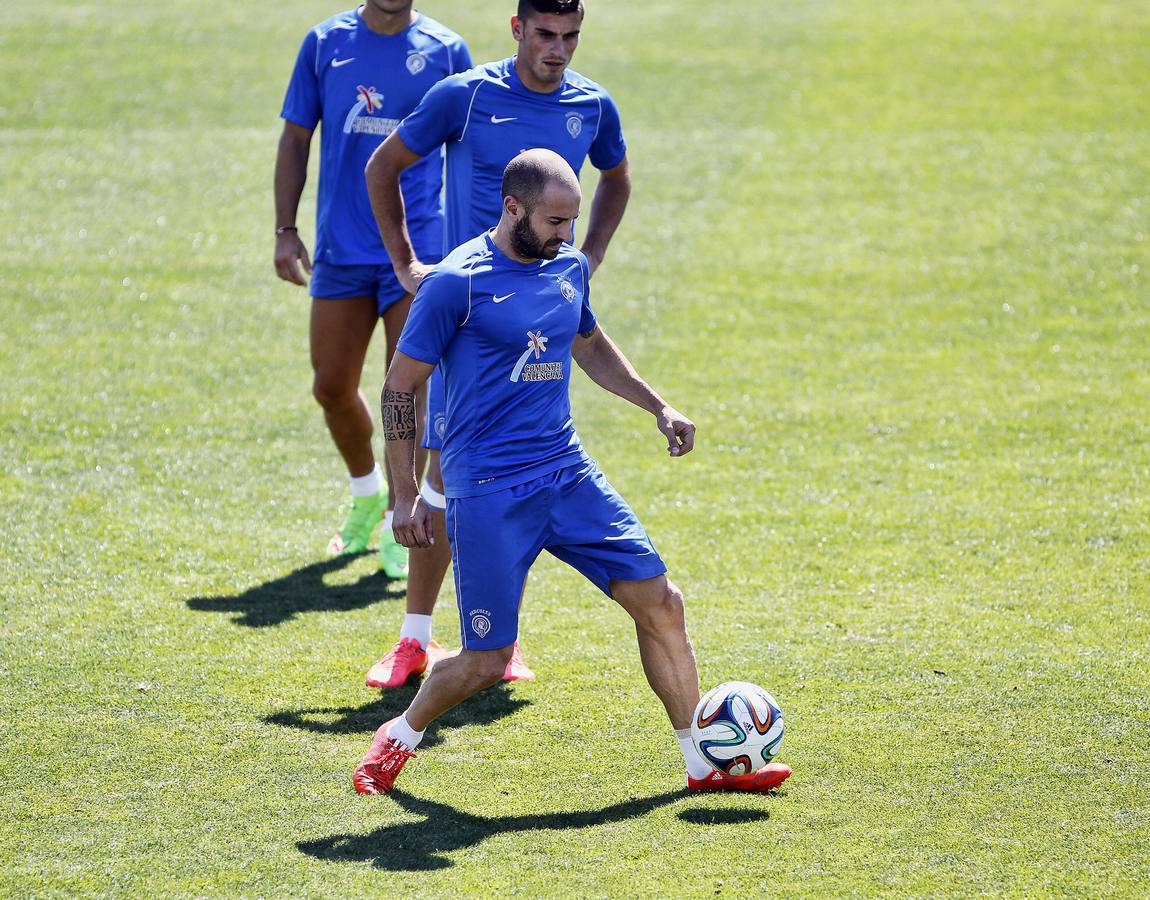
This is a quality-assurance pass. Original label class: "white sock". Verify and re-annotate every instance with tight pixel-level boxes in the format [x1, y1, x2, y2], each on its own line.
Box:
[349, 464, 383, 498]
[400, 614, 433, 649]
[676, 727, 713, 779]
[383, 510, 395, 530]
[389, 713, 426, 751]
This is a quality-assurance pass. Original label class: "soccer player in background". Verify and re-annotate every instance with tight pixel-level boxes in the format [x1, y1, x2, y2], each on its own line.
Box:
[273, 1, 470, 577]
[354, 150, 793, 795]
[362, 0, 633, 688]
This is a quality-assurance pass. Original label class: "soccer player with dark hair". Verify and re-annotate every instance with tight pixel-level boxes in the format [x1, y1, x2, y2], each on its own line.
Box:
[354, 150, 793, 795]
[361, 0, 632, 688]
[273, 2, 470, 577]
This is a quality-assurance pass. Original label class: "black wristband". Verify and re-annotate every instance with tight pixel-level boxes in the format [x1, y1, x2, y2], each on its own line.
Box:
[275, 225, 298, 236]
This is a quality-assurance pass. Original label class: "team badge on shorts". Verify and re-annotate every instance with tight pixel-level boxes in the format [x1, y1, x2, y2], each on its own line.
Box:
[406, 51, 428, 75]
[471, 610, 492, 639]
[566, 113, 583, 138]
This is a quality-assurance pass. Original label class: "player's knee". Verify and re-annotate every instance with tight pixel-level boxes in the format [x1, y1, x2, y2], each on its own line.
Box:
[627, 580, 686, 634]
[653, 582, 687, 632]
[312, 373, 355, 412]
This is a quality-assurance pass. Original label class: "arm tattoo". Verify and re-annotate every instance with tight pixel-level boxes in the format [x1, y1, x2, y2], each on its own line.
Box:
[579, 328, 597, 339]
[380, 388, 417, 441]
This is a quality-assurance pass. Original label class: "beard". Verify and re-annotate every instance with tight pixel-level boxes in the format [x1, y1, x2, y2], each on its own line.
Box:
[510, 213, 563, 260]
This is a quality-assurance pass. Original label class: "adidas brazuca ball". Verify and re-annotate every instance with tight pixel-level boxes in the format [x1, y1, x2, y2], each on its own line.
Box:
[691, 681, 785, 775]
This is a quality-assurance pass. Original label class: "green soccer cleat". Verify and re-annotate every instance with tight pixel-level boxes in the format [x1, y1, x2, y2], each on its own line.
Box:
[379, 530, 409, 579]
[327, 492, 386, 556]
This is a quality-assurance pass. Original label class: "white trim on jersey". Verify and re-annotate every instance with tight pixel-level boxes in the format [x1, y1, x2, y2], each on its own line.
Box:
[593, 93, 604, 155]
[458, 80, 485, 143]
[415, 23, 456, 72]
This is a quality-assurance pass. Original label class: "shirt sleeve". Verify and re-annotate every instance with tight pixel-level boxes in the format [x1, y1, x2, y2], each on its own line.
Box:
[396, 267, 471, 365]
[577, 253, 597, 334]
[588, 91, 627, 171]
[397, 74, 473, 157]
[453, 38, 474, 74]
[280, 30, 322, 130]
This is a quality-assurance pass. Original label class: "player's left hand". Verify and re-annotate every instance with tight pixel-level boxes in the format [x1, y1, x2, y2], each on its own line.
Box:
[392, 494, 434, 548]
[657, 406, 695, 458]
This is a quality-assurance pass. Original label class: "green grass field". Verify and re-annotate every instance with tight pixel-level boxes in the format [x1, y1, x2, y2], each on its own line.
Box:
[2, 0, 1148, 894]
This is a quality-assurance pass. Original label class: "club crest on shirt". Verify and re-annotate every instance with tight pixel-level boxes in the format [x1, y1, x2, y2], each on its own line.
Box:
[566, 113, 583, 138]
[556, 275, 577, 302]
[406, 51, 427, 75]
[509, 330, 563, 383]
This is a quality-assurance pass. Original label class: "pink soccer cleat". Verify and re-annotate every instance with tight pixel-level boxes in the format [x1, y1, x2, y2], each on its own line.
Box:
[687, 762, 792, 794]
[365, 638, 442, 688]
[502, 640, 535, 682]
[353, 717, 416, 795]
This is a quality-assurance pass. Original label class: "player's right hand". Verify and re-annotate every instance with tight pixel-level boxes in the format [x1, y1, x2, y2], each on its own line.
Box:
[398, 259, 433, 295]
[392, 494, 435, 548]
[658, 406, 696, 458]
[274, 233, 313, 286]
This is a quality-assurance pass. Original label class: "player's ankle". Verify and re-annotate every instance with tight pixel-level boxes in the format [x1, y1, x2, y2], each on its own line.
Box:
[399, 614, 433, 649]
[389, 713, 426, 750]
[349, 463, 383, 497]
[675, 727, 713, 780]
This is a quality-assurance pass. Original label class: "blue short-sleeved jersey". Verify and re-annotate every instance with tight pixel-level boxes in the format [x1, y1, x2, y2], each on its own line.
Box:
[281, 11, 471, 265]
[397, 57, 626, 252]
[397, 232, 597, 497]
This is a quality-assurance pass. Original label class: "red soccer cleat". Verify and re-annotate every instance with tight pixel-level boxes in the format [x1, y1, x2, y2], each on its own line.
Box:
[365, 638, 442, 688]
[502, 640, 535, 682]
[353, 717, 416, 795]
[687, 762, 792, 793]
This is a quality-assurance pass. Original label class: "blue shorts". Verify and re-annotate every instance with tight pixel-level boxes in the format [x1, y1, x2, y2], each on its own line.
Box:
[447, 460, 667, 650]
[422, 366, 447, 450]
[312, 249, 442, 316]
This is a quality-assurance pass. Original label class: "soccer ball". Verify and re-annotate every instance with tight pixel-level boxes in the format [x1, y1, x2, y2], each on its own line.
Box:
[691, 681, 785, 775]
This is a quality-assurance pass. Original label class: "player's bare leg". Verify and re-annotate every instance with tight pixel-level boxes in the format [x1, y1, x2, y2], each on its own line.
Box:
[354, 645, 514, 793]
[610, 575, 700, 729]
[366, 432, 451, 687]
[376, 295, 422, 578]
[406, 452, 451, 617]
[311, 296, 387, 554]
[367, 451, 534, 687]
[311, 296, 378, 475]
[611, 574, 791, 793]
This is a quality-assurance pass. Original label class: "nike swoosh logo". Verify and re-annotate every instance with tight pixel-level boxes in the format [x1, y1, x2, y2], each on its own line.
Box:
[492, 292, 515, 303]
[490, 115, 517, 124]
[332, 57, 355, 68]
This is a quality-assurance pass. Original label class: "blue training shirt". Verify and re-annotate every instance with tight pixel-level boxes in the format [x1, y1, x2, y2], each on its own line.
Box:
[397, 232, 597, 497]
[280, 11, 472, 265]
[397, 57, 626, 253]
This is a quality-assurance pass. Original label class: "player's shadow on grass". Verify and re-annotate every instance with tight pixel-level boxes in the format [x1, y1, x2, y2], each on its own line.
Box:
[300, 788, 739, 871]
[265, 682, 529, 750]
[185, 554, 405, 628]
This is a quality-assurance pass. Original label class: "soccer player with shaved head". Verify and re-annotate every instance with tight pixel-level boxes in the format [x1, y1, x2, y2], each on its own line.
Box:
[361, 0, 633, 690]
[353, 151, 793, 795]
